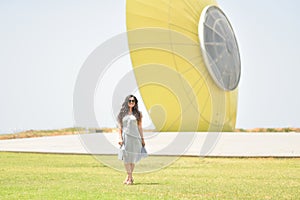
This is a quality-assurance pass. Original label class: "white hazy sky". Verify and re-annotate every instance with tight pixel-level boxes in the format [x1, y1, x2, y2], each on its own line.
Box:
[1, 0, 300, 134]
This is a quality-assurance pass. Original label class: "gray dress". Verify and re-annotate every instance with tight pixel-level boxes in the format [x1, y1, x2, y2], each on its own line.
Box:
[118, 114, 147, 163]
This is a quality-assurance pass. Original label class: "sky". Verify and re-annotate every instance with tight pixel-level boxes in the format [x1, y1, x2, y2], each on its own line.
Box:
[0, 0, 300, 134]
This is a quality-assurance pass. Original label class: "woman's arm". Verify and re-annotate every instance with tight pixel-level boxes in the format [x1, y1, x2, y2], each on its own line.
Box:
[138, 113, 145, 146]
[118, 122, 123, 146]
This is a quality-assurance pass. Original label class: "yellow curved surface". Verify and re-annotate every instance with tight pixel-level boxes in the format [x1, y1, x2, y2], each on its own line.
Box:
[126, 0, 238, 132]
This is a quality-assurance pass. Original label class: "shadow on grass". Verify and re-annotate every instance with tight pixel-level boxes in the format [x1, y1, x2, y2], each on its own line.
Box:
[130, 182, 160, 186]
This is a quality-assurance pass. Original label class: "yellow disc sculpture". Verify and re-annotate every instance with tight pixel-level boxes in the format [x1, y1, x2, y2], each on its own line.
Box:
[126, 0, 241, 132]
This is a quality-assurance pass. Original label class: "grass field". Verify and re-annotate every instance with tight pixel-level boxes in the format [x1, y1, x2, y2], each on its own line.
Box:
[0, 152, 299, 199]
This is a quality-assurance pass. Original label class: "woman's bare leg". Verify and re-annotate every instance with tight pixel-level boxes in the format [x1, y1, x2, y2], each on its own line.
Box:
[130, 163, 135, 182]
[124, 163, 132, 184]
[130, 163, 135, 174]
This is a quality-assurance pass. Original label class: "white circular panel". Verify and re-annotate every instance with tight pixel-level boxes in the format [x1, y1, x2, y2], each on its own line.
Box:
[199, 5, 241, 91]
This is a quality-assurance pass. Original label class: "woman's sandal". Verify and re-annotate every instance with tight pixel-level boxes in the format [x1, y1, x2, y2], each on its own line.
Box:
[123, 176, 129, 184]
[126, 178, 134, 185]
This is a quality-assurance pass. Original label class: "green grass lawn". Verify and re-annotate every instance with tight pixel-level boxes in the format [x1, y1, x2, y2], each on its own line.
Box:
[0, 152, 299, 200]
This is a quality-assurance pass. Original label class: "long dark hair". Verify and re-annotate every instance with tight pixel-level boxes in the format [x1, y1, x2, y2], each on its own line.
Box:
[117, 95, 141, 128]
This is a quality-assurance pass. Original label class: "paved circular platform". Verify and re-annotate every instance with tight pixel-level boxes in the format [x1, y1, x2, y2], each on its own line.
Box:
[0, 132, 299, 157]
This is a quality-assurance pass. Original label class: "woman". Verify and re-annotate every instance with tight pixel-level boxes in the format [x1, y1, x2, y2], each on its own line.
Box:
[117, 94, 147, 185]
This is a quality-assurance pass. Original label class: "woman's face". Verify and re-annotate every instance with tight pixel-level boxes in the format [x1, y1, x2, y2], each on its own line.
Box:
[127, 97, 136, 108]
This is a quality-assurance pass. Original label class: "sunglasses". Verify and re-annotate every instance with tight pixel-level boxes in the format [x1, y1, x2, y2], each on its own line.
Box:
[128, 99, 135, 103]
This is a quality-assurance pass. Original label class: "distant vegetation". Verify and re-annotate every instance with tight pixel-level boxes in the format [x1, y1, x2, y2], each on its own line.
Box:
[235, 127, 300, 132]
[0, 127, 299, 140]
[0, 127, 87, 140]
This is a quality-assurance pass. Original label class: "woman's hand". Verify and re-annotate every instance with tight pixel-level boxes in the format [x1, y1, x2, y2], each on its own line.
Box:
[141, 138, 145, 147]
[118, 139, 123, 146]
